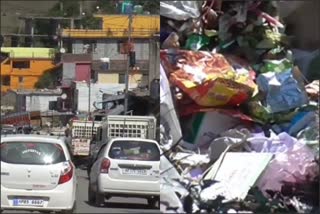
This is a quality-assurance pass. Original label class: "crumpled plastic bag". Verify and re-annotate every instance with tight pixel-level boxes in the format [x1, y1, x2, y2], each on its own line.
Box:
[260, 58, 293, 73]
[257, 69, 309, 113]
[161, 155, 189, 213]
[160, 1, 202, 21]
[247, 132, 319, 195]
[180, 111, 252, 150]
[208, 128, 252, 160]
[160, 50, 257, 107]
[171, 153, 210, 167]
[305, 80, 319, 101]
[248, 132, 298, 153]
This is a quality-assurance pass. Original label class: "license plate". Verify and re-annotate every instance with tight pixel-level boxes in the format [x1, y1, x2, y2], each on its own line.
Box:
[122, 168, 147, 176]
[13, 199, 44, 207]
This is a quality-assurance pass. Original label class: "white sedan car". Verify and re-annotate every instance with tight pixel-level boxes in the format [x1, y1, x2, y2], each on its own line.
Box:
[1, 135, 77, 213]
[88, 138, 160, 208]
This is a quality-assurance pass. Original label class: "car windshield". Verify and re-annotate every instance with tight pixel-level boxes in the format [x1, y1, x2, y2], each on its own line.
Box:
[0, 142, 66, 165]
[109, 141, 160, 161]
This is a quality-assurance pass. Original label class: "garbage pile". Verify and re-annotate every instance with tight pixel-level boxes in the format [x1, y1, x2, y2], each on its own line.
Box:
[159, 1, 319, 213]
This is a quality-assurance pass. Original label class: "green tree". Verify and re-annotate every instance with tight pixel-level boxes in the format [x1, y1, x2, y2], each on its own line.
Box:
[35, 72, 55, 89]
[81, 15, 101, 29]
[95, 0, 118, 14]
[35, 67, 61, 89]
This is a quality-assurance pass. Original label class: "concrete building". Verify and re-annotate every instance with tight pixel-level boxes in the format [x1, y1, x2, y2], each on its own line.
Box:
[2, 89, 62, 112]
[72, 81, 140, 113]
[61, 53, 92, 87]
[0, 48, 60, 92]
[60, 14, 160, 88]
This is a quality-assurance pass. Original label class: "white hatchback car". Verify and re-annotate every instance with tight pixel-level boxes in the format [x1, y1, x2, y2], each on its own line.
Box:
[0, 135, 77, 213]
[88, 138, 160, 207]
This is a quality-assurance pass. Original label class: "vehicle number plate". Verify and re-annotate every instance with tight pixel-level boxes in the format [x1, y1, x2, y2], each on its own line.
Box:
[122, 169, 147, 176]
[13, 199, 44, 207]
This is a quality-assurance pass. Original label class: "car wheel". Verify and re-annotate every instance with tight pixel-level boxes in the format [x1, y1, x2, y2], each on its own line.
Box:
[88, 184, 96, 204]
[148, 196, 160, 208]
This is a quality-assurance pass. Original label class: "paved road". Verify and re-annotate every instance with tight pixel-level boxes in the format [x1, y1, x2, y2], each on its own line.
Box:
[75, 169, 159, 213]
[3, 169, 160, 213]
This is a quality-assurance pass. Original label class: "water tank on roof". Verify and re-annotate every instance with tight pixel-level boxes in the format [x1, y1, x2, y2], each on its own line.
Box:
[121, 1, 133, 14]
[133, 5, 143, 14]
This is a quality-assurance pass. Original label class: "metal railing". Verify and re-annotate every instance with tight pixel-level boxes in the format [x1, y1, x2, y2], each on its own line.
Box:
[61, 28, 159, 38]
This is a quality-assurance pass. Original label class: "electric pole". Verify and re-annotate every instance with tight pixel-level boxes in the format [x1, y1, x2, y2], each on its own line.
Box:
[124, 12, 133, 114]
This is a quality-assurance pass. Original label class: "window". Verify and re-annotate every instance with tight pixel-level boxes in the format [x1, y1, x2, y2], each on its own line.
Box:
[117, 40, 124, 53]
[108, 141, 160, 161]
[1, 142, 66, 165]
[1, 75, 10, 86]
[19, 77, 24, 83]
[12, 61, 30, 69]
[118, 74, 125, 84]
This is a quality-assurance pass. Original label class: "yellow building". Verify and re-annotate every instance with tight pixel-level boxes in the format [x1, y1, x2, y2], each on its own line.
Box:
[61, 15, 160, 39]
[1, 48, 59, 93]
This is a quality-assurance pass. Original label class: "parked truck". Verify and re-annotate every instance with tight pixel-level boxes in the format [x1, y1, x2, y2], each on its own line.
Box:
[0, 111, 41, 133]
[87, 115, 157, 175]
[70, 120, 102, 156]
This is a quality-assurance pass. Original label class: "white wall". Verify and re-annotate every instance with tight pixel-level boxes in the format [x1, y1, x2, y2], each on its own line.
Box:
[26, 95, 60, 112]
[75, 82, 138, 112]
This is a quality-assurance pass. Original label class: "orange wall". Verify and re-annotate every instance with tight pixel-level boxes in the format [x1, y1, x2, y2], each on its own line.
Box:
[1, 58, 56, 92]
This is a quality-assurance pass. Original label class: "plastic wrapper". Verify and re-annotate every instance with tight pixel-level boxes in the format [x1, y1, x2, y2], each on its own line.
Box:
[180, 111, 253, 150]
[288, 111, 317, 136]
[256, 69, 309, 113]
[305, 80, 319, 101]
[218, 2, 249, 42]
[248, 132, 298, 153]
[254, 138, 319, 195]
[160, 50, 257, 107]
[185, 34, 211, 51]
[162, 32, 180, 49]
[246, 100, 271, 123]
[260, 58, 293, 73]
[160, 1, 202, 21]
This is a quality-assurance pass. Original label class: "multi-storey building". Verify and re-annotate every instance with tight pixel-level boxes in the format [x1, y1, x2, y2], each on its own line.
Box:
[60, 14, 160, 88]
[0, 48, 61, 93]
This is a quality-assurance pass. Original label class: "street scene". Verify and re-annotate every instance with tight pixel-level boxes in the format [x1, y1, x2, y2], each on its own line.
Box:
[160, 0, 319, 213]
[1, 0, 320, 214]
[1, 0, 160, 213]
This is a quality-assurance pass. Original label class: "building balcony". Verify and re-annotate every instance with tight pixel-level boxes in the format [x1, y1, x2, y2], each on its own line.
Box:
[61, 28, 159, 39]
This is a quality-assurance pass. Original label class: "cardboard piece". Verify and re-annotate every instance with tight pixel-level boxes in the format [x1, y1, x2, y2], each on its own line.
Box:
[202, 152, 273, 202]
